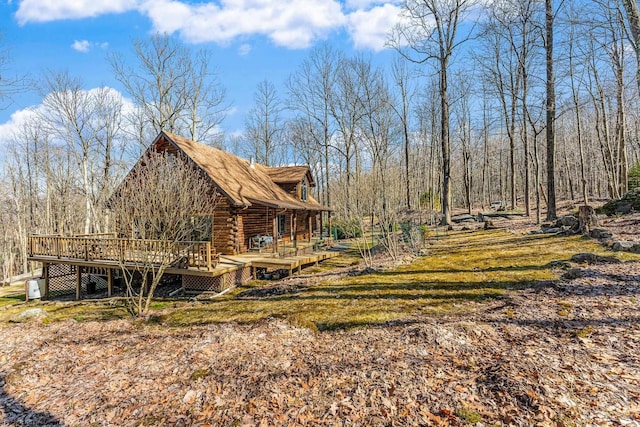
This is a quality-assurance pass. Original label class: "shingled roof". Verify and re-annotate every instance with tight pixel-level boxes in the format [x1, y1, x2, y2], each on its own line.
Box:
[265, 166, 315, 186]
[154, 132, 326, 211]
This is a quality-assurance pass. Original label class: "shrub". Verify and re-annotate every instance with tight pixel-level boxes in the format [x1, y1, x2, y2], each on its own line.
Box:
[332, 218, 363, 239]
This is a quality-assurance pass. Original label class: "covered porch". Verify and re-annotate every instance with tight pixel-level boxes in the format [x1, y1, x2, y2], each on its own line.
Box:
[237, 202, 328, 254]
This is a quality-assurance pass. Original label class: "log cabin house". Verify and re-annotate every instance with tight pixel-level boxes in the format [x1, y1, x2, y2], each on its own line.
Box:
[26, 131, 334, 299]
[147, 131, 329, 255]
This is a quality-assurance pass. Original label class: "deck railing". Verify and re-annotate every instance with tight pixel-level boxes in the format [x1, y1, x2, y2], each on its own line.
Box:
[28, 235, 217, 271]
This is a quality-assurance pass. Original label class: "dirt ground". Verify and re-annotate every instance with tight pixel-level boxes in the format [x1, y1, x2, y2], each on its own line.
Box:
[1, 207, 639, 426]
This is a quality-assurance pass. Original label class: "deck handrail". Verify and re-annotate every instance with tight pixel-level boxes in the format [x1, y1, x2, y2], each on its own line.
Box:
[27, 235, 217, 271]
[72, 232, 118, 238]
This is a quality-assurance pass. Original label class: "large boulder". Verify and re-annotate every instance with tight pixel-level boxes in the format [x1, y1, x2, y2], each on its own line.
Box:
[451, 214, 476, 223]
[611, 241, 640, 253]
[10, 308, 48, 323]
[597, 188, 640, 216]
[555, 214, 578, 229]
[589, 228, 612, 239]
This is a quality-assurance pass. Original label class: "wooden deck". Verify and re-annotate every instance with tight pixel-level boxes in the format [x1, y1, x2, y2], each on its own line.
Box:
[28, 235, 217, 271]
[222, 250, 339, 279]
[26, 235, 340, 300]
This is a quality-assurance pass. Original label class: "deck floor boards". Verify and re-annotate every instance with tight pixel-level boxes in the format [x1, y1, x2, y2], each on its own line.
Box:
[29, 249, 340, 279]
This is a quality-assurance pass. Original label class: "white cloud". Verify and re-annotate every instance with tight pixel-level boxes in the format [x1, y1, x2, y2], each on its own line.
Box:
[238, 44, 252, 56]
[15, 0, 140, 25]
[16, 0, 403, 51]
[345, 0, 397, 10]
[0, 107, 39, 147]
[71, 39, 92, 52]
[140, 0, 346, 48]
[71, 40, 110, 53]
[347, 3, 403, 51]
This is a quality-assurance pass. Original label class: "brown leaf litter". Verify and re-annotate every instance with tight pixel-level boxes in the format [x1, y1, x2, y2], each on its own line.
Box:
[2, 259, 640, 426]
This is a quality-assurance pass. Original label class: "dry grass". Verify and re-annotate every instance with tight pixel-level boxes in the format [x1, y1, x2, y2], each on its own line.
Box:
[2, 229, 637, 329]
[159, 229, 638, 330]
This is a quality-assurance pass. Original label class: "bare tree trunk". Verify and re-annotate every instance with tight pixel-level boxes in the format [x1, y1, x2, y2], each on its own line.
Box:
[440, 62, 452, 225]
[568, 19, 589, 205]
[545, 0, 557, 220]
[392, 0, 473, 225]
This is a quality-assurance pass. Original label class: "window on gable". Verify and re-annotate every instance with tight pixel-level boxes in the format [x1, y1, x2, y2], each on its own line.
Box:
[301, 179, 308, 202]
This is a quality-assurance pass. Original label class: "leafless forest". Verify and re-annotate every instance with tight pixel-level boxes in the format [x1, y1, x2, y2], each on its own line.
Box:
[2, 0, 640, 281]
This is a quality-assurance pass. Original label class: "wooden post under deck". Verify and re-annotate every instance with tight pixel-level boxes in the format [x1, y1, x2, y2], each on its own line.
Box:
[76, 265, 82, 300]
[107, 268, 113, 297]
[43, 263, 49, 299]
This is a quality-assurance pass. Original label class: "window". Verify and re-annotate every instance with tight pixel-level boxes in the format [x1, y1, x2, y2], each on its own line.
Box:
[190, 215, 212, 241]
[301, 179, 308, 202]
[277, 213, 286, 238]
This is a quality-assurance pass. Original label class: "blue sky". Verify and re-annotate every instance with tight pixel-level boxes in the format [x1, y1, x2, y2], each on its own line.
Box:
[0, 0, 404, 144]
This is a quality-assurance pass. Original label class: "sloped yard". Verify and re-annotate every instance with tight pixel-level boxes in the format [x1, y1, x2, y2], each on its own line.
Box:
[1, 229, 639, 425]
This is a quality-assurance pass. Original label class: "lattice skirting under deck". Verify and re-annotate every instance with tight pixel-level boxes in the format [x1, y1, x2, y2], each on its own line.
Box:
[183, 266, 252, 293]
[45, 264, 109, 298]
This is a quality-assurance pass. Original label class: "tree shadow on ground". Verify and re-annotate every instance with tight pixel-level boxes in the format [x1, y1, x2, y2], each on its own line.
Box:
[486, 315, 640, 340]
[0, 375, 62, 426]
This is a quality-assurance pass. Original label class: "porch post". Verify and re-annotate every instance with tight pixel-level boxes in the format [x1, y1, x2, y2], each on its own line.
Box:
[76, 265, 82, 300]
[308, 214, 312, 242]
[272, 208, 278, 255]
[293, 212, 298, 249]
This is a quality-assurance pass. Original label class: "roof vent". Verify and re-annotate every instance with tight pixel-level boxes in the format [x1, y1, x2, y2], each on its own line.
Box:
[249, 157, 255, 169]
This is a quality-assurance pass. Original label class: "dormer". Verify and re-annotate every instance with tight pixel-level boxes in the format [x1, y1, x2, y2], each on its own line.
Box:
[265, 166, 316, 202]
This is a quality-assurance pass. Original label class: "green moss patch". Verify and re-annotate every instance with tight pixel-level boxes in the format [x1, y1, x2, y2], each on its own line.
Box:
[4, 230, 636, 328]
[160, 230, 636, 330]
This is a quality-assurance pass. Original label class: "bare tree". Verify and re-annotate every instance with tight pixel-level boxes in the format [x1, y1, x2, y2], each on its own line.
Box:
[244, 80, 284, 166]
[38, 72, 125, 234]
[391, 57, 416, 209]
[183, 49, 228, 145]
[545, 0, 557, 220]
[452, 73, 474, 215]
[359, 67, 401, 259]
[330, 56, 371, 217]
[109, 151, 219, 315]
[286, 118, 324, 202]
[392, 0, 476, 225]
[0, 33, 27, 110]
[582, 3, 629, 200]
[477, 14, 521, 211]
[287, 44, 340, 231]
[110, 33, 228, 147]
